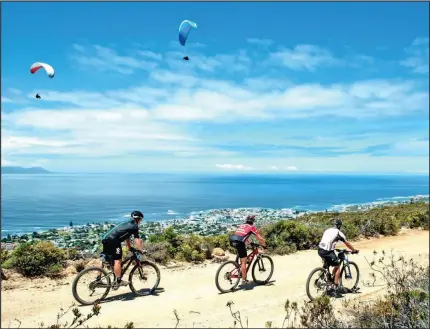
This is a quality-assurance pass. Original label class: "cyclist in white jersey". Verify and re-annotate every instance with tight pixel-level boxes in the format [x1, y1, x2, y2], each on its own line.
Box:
[318, 218, 358, 297]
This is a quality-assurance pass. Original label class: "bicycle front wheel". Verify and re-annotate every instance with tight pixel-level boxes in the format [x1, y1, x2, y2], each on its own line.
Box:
[306, 267, 330, 301]
[215, 260, 241, 293]
[251, 255, 274, 284]
[72, 266, 111, 305]
[340, 261, 359, 291]
[129, 261, 161, 296]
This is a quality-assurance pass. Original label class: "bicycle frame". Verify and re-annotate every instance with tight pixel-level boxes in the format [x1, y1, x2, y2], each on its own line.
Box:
[230, 246, 261, 279]
[322, 250, 353, 280]
[101, 251, 140, 278]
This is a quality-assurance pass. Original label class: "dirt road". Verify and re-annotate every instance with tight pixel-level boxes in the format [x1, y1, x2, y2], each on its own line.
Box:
[2, 230, 429, 328]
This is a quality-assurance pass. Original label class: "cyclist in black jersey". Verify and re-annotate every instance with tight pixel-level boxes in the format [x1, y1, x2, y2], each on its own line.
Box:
[101, 210, 145, 287]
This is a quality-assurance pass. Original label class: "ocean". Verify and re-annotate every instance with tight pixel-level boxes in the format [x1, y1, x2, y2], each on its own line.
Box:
[1, 173, 429, 236]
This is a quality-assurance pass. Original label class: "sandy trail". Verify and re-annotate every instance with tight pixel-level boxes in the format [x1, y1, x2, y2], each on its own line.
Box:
[2, 230, 429, 328]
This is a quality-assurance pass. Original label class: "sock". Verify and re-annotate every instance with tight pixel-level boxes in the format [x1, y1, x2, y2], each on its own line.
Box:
[116, 276, 122, 282]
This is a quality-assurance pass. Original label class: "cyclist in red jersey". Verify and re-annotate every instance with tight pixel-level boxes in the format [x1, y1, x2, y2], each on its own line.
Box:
[229, 215, 266, 285]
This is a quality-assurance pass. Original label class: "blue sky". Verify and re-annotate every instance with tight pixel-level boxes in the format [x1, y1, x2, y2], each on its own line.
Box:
[1, 2, 429, 173]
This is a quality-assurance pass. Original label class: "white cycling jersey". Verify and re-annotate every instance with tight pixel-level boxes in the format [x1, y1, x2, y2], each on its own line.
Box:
[318, 227, 347, 251]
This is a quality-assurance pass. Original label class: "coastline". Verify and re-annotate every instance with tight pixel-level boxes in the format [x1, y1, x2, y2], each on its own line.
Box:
[2, 194, 428, 253]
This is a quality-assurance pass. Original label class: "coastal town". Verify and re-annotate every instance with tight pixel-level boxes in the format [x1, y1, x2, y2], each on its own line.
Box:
[1, 195, 428, 254]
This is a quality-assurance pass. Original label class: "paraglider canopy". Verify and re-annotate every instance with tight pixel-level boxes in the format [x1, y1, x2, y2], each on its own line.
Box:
[30, 62, 55, 78]
[179, 20, 197, 60]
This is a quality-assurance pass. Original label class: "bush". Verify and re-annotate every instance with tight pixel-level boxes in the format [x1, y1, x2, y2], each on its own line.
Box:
[7, 241, 66, 277]
[144, 241, 171, 265]
[409, 210, 429, 229]
[1, 248, 9, 264]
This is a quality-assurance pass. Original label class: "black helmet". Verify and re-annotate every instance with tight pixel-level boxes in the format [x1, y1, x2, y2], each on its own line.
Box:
[131, 210, 144, 221]
[246, 215, 256, 224]
[333, 218, 342, 229]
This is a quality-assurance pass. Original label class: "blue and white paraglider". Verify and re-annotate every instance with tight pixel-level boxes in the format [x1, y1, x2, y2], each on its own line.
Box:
[178, 20, 197, 61]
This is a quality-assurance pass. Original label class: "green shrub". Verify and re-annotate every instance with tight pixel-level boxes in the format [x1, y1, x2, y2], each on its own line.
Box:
[1, 248, 9, 264]
[66, 248, 80, 260]
[144, 241, 170, 265]
[8, 241, 66, 277]
[409, 210, 429, 229]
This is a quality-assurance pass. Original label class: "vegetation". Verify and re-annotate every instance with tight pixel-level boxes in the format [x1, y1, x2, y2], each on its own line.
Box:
[2, 203, 428, 277]
[221, 251, 429, 328]
[3, 241, 66, 277]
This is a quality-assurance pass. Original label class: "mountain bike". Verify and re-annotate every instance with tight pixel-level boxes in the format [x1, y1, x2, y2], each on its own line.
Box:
[306, 248, 359, 301]
[72, 247, 161, 305]
[215, 242, 274, 293]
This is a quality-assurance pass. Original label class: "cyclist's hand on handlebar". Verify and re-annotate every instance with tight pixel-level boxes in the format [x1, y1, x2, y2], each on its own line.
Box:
[352, 249, 359, 254]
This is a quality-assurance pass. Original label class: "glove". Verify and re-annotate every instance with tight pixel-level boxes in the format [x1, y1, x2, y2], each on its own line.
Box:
[352, 250, 359, 254]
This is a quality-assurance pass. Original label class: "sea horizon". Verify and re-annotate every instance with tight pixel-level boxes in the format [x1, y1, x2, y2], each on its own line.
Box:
[1, 173, 428, 237]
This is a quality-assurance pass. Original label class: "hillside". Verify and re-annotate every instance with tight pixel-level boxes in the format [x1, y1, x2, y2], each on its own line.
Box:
[1, 166, 51, 174]
[1, 229, 429, 328]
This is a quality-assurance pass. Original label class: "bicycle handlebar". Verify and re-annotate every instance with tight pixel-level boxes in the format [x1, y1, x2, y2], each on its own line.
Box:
[129, 247, 147, 255]
[250, 242, 265, 249]
[335, 248, 359, 254]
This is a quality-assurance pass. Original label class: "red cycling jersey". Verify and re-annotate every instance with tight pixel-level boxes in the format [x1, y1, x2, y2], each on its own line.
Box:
[231, 223, 262, 243]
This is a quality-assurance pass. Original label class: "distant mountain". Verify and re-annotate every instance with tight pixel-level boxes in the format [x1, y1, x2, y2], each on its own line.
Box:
[1, 166, 51, 174]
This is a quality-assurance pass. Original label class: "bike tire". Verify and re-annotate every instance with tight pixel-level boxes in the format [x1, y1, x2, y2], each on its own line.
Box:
[72, 266, 111, 306]
[306, 267, 329, 301]
[251, 255, 274, 284]
[340, 261, 360, 290]
[215, 260, 241, 293]
[129, 261, 161, 296]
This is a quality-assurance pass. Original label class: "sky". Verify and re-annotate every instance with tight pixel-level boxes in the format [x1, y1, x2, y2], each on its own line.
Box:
[1, 2, 429, 174]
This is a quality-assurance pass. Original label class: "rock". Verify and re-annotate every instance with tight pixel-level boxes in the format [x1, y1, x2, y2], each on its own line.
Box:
[212, 248, 225, 257]
[62, 265, 77, 276]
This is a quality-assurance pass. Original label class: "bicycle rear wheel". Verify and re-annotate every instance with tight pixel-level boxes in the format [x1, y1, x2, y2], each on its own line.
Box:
[340, 261, 359, 291]
[215, 260, 241, 293]
[306, 267, 330, 301]
[72, 266, 111, 305]
[251, 255, 274, 284]
[129, 261, 161, 296]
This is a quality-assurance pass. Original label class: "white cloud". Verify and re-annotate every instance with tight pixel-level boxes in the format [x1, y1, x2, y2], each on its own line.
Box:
[216, 164, 253, 170]
[269, 165, 279, 170]
[268, 44, 342, 71]
[1, 96, 13, 103]
[3, 40, 428, 172]
[137, 50, 163, 61]
[400, 37, 429, 74]
[71, 44, 159, 74]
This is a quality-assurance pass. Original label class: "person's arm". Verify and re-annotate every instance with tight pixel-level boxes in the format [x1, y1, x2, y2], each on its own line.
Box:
[132, 228, 145, 253]
[125, 239, 132, 250]
[134, 238, 144, 253]
[253, 227, 266, 247]
[339, 231, 357, 253]
[344, 241, 357, 253]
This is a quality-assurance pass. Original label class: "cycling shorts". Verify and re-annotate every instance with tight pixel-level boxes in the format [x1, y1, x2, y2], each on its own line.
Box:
[229, 238, 247, 259]
[318, 248, 340, 267]
[102, 240, 123, 261]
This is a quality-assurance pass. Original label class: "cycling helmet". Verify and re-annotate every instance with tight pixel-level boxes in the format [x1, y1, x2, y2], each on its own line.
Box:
[333, 218, 342, 229]
[245, 215, 256, 224]
[131, 210, 144, 221]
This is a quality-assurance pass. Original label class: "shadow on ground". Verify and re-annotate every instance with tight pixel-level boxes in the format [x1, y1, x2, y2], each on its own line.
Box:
[85, 287, 166, 305]
[217, 280, 276, 294]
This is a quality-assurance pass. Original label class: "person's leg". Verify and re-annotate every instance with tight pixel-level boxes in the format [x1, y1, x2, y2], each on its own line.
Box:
[240, 257, 247, 281]
[237, 242, 248, 283]
[333, 266, 340, 285]
[111, 245, 128, 286]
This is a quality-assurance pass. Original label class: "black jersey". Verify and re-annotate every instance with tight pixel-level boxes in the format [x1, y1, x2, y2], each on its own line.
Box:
[102, 220, 140, 244]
